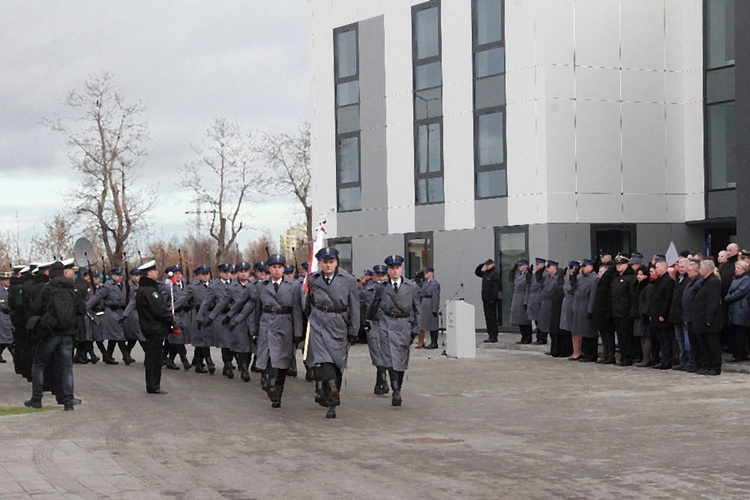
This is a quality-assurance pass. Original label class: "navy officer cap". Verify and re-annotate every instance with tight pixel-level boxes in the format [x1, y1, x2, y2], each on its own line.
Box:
[234, 261, 251, 272]
[654, 255, 667, 263]
[535, 258, 547, 265]
[284, 265, 295, 274]
[301, 262, 309, 271]
[422, 266, 434, 273]
[110, 268, 123, 276]
[373, 265, 388, 274]
[517, 258, 529, 266]
[315, 247, 339, 260]
[569, 261, 581, 268]
[267, 254, 286, 266]
[364, 269, 374, 276]
[217, 263, 232, 273]
[254, 261, 268, 272]
[384, 254, 404, 266]
[193, 265, 210, 275]
[546, 260, 559, 268]
[130, 268, 141, 276]
[581, 259, 594, 267]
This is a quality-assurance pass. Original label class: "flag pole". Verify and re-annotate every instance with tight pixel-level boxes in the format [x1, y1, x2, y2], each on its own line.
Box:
[302, 219, 327, 361]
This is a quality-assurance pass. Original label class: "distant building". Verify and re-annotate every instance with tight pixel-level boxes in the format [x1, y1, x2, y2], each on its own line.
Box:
[310, 0, 746, 328]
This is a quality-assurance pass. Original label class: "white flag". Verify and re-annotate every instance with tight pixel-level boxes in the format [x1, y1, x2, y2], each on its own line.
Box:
[304, 219, 327, 293]
[665, 241, 679, 266]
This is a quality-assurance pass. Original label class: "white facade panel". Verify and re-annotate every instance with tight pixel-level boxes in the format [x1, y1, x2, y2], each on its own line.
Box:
[623, 193, 668, 223]
[506, 99, 539, 198]
[443, 106, 475, 230]
[504, 0, 537, 72]
[578, 193, 622, 223]
[574, 0, 620, 68]
[622, 69, 666, 104]
[575, 100, 622, 194]
[545, 99, 576, 194]
[538, 0, 574, 66]
[575, 66, 620, 102]
[621, 0, 665, 71]
[622, 102, 667, 195]
[441, 0, 472, 87]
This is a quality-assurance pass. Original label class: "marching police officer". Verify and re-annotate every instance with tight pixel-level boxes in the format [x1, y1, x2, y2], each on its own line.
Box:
[305, 247, 360, 418]
[255, 254, 303, 408]
[87, 268, 131, 365]
[198, 263, 234, 378]
[216, 261, 255, 382]
[175, 266, 215, 374]
[162, 265, 191, 370]
[365, 264, 389, 394]
[368, 255, 419, 408]
[122, 267, 146, 360]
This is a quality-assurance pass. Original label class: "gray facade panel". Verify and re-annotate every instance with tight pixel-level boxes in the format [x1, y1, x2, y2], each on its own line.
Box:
[415, 203, 445, 232]
[474, 198, 509, 228]
[736, 1, 750, 244]
[355, 15, 388, 233]
[637, 224, 704, 258]
[352, 233, 403, 277]
[545, 224, 592, 263]
[337, 210, 386, 238]
[434, 228, 495, 331]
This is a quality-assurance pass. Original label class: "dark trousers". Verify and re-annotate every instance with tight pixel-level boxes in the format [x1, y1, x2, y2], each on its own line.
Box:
[550, 330, 573, 357]
[613, 317, 635, 363]
[535, 328, 547, 342]
[31, 336, 74, 403]
[143, 335, 164, 392]
[686, 323, 702, 368]
[599, 330, 616, 362]
[730, 324, 749, 361]
[519, 324, 533, 343]
[697, 331, 722, 373]
[482, 300, 499, 340]
[581, 337, 598, 361]
[654, 326, 673, 367]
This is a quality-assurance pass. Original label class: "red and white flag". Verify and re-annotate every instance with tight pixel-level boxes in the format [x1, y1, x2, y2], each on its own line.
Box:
[304, 219, 327, 295]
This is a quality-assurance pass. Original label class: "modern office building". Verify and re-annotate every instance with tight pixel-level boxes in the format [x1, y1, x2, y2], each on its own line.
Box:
[310, 0, 746, 328]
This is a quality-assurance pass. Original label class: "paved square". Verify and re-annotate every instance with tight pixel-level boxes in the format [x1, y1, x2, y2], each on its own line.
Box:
[1, 344, 749, 499]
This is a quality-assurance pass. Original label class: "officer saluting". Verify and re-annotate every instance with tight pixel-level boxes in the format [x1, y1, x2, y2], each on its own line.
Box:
[255, 254, 303, 408]
[135, 260, 172, 394]
[367, 255, 420, 407]
[305, 247, 360, 419]
[417, 266, 441, 349]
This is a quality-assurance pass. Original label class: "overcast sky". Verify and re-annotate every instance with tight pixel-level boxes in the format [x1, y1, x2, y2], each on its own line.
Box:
[0, 0, 310, 259]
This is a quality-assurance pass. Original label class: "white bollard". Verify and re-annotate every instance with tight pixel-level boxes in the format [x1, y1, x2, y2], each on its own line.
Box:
[445, 300, 476, 359]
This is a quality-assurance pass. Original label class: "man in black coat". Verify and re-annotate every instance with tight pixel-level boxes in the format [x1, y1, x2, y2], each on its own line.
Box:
[475, 259, 500, 343]
[693, 260, 724, 375]
[136, 260, 173, 394]
[610, 256, 638, 366]
[647, 257, 675, 369]
[593, 264, 615, 364]
[669, 258, 691, 369]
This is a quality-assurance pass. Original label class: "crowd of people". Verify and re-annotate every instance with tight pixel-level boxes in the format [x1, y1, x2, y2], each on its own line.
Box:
[3, 247, 444, 419]
[498, 243, 750, 375]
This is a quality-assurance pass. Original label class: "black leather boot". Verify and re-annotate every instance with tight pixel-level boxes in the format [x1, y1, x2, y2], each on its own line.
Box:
[204, 349, 216, 374]
[390, 370, 402, 407]
[326, 405, 336, 419]
[327, 379, 340, 407]
[261, 372, 270, 393]
[240, 363, 251, 382]
[180, 352, 191, 371]
[374, 370, 384, 395]
[314, 380, 328, 407]
[267, 378, 279, 402]
[378, 367, 389, 395]
[305, 365, 314, 382]
[222, 361, 234, 379]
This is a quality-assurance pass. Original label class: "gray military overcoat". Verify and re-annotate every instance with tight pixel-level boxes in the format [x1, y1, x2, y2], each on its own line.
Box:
[218, 280, 256, 354]
[86, 280, 126, 341]
[368, 278, 419, 372]
[510, 270, 531, 326]
[559, 274, 577, 332]
[572, 272, 598, 338]
[417, 278, 440, 331]
[122, 281, 146, 342]
[175, 280, 212, 347]
[0, 285, 14, 344]
[526, 269, 545, 322]
[537, 274, 559, 334]
[361, 281, 383, 367]
[197, 279, 231, 349]
[255, 278, 303, 370]
[305, 269, 360, 370]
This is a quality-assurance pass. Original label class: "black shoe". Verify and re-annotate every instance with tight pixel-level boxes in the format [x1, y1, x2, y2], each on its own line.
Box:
[24, 399, 42, 409]
[658, 363, 672, 370]
[326, 406, 336, 419]
[305, 369, 315, 382]
[315, 393, 329, 407]
[533, 339, 547, 345]
[104, 357, 119, 365]
[483, 338, 498, 343]
[272, 400, 281, 408]
[195, 364, 208, 374]
[374, 383, 387, 395]
[705, 369, 720, 376]
[568, 356, 581, 361]
[89, 354, 100, 364]
[288, 369, 298, 378]
[56, 397, 82, 406]
[240, 369, 251, 383]
[391, 390, 402, 407]
[207, 363, 216, 375]
[595, 358, 605, 364]
[684, 365, 698, 373]
[147, 389, 168, 394]
[166, 361, 180, 370]
[182, 362, 191, 371]
[672, 364, 684, 371]
[695, 368, 708, 375]
[618, 360, 633, 367]
[516, 340, 531, 345]
[123, 356, 136, 366]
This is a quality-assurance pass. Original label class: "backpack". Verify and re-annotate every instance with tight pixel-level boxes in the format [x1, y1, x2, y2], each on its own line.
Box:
[40, 283, 77, 333]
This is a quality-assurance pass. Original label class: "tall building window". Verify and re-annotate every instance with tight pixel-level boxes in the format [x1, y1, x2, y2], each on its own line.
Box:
[412, 1, 444, 205]
[334, 24, 361, 212]
[472, 0, 506, 199]
[328, 237, 353, 273]
[405, 232, 433, 279]
[704, 0, 735, 219]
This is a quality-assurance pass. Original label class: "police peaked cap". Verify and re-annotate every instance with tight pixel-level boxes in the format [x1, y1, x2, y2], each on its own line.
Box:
[301, 262, 309, 270]
[384, 255, 404, 266]
[363, 269, 374, 276]
[253, 261, 268, 272]
[217, 263, 232, 272]
[614, 255, 630, 264]
[266, 254, 286, 266]
[581, 259, 595, 267]
[138, 260, 157, 272]
[534, 258, 547, 265]
[315, 247, 339, 260]
[284, 265, 295, 274]
[654, 255, 667, 263]
[569, 261, 581, 268]
[110, 268, 123, 276]
[422, 266, 434, 273]
[130, 268, 141, 276]
[193, 266, 210, 275]
[234, 261, 251, 272]
[517, 258, 529, 266]
[546, 260, 559, 268]
[373, 265, 388, 274]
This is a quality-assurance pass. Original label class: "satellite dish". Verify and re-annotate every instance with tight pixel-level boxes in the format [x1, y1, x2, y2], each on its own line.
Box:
[73, 238, 95, 266]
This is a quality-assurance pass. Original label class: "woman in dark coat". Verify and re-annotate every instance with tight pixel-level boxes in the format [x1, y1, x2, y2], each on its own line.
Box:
[693, 260, 724, 375]
[724, 260, 750, 362]
[634, 267, 655, 367]
[548, 267, 571, 357]
[593, 265, 615, 364]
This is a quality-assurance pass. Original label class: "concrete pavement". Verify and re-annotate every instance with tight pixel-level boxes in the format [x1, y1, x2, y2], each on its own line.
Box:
[1, 343, 750, 499]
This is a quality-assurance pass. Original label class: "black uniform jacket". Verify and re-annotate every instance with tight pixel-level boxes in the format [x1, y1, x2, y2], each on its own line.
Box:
[136, 276, 173, 337]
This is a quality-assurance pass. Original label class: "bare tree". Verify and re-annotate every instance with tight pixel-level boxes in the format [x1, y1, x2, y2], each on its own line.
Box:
[181, 117, 262, 266]
[30, 213, 76, 261]
[258, 122, 312, 245]
[44, 72, 153, 268]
